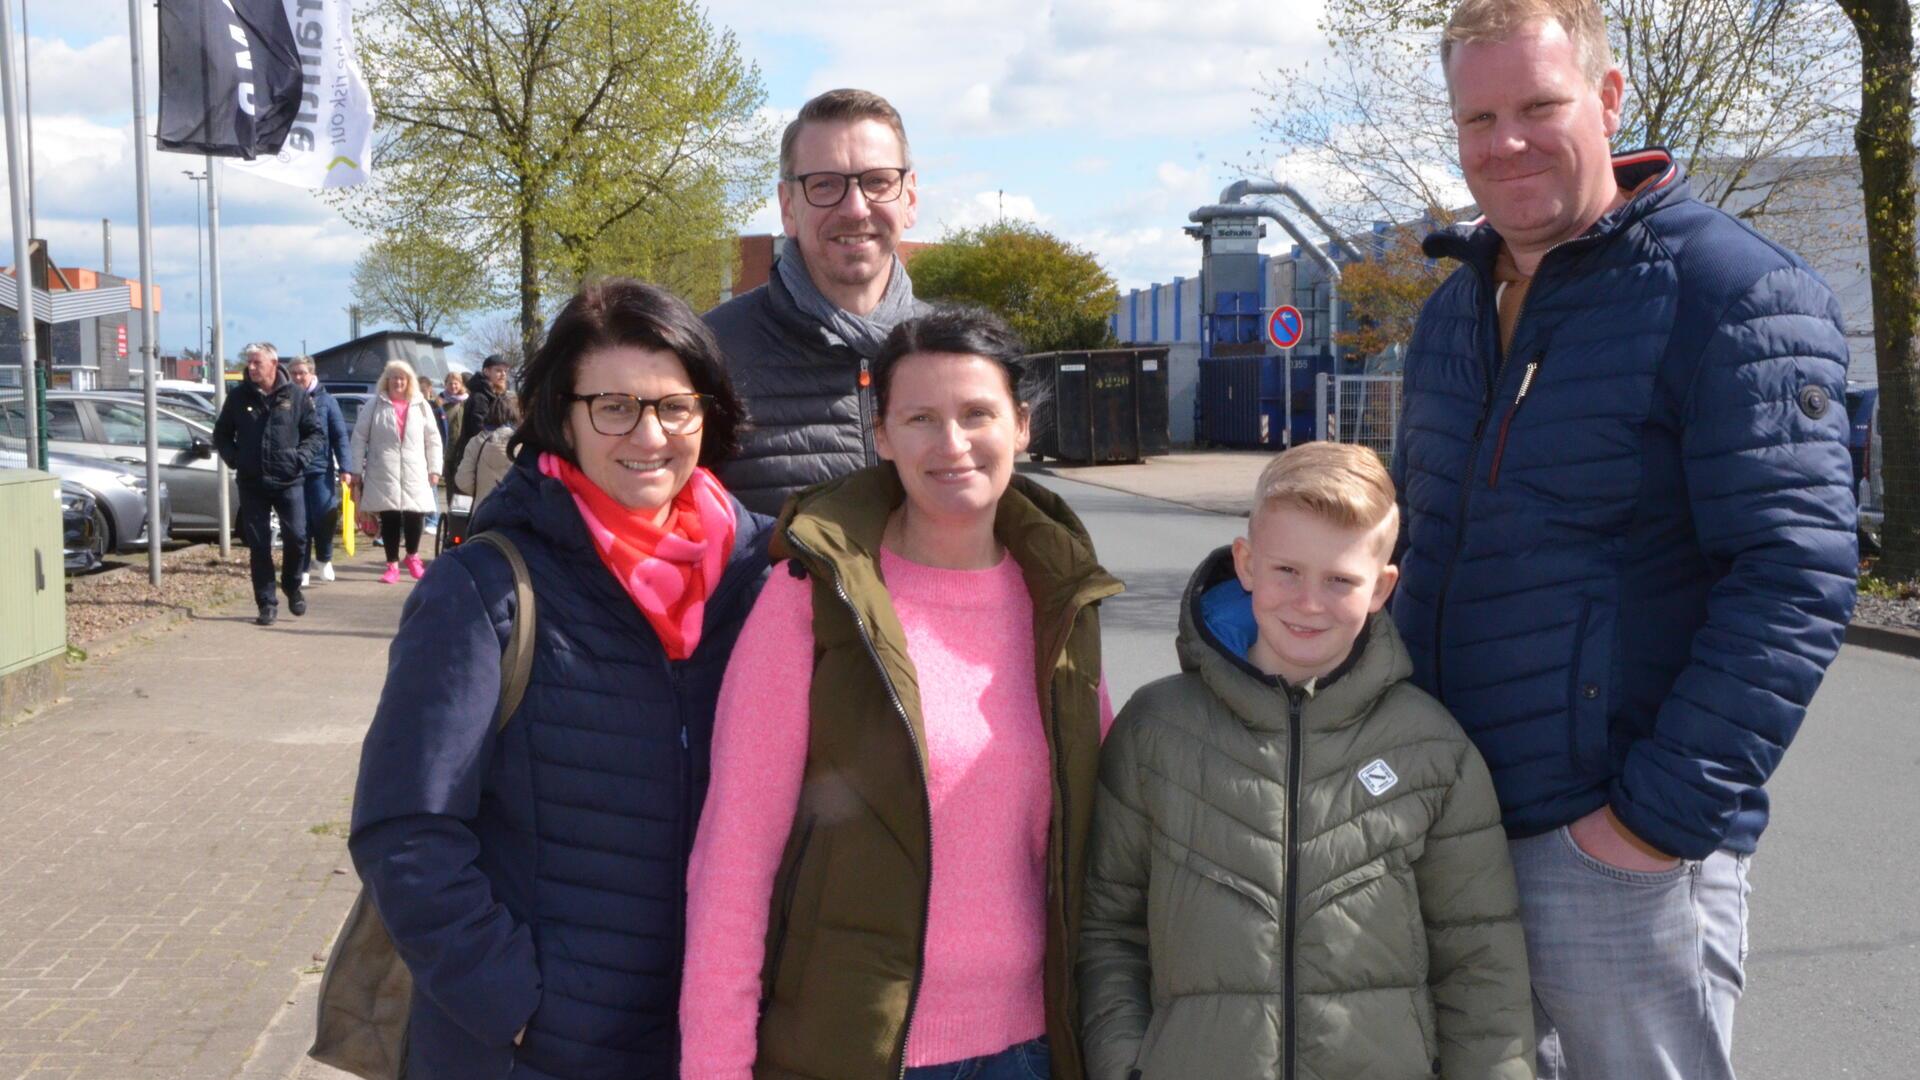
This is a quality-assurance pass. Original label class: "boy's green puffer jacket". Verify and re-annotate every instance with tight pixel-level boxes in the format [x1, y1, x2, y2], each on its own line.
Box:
[1079, 548, 1534, 1080]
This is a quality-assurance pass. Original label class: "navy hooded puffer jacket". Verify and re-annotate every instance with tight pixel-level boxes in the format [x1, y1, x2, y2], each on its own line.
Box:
[1391, 150, 1857, 862]
[349, 449, 771, 1080]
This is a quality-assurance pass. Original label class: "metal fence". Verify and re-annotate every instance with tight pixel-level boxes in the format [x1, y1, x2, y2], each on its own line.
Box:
[1318, 374, 1403, 462]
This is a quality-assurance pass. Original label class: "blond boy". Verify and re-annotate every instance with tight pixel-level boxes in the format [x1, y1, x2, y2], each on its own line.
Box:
[1078, 442, 1534, 1080]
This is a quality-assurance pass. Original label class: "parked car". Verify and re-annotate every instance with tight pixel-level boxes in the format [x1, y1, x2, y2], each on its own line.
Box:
[57, 480, 104, 573]
[0, 445, 170, 555]
[333, 391, 371, 432]
[1846, 383, 1884, 556]
[0, 391, 231, 537]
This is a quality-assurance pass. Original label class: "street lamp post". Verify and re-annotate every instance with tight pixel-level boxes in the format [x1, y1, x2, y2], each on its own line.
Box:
[183, 169, 206, 370]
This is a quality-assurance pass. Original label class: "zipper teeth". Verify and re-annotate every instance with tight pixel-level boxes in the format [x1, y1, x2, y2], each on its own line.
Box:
[1283, 689, 1304, 1080]
[1515, 361, 1538, 402]
[785, 531, 931, 1079]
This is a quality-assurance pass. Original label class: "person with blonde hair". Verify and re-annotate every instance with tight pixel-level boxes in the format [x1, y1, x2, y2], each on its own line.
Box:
[1393, 1, 1857, 1077]
[349, 359, 443, 582]
[1079, 441, 1532, 1080]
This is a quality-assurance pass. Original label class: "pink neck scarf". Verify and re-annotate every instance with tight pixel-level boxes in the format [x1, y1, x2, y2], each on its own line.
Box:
[539, 452, 738, 660]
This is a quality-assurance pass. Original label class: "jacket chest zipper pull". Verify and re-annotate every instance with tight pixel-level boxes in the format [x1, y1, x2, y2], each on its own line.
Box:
[1487, 351, 1544, 488]
[858, 358, 872, 389]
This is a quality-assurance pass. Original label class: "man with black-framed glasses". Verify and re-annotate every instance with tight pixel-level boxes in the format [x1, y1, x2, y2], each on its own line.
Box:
[705, 88, 931, 515]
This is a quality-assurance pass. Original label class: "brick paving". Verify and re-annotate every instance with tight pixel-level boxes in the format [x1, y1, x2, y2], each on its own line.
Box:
[0, 544, 414, 1080]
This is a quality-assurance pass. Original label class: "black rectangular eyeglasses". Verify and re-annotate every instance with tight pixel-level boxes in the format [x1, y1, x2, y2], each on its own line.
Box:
[787, 167, 908, 208]
[568, 392, 712, 436]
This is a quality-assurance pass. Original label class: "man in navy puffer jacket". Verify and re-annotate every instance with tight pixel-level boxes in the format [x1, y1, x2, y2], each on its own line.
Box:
[1393, 3, 1857, 1078]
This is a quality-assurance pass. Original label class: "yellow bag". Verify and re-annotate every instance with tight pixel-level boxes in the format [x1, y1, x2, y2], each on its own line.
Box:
[340, 481, 357, 557]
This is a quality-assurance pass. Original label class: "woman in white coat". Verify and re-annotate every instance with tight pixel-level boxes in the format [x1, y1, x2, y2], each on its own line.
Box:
[350, 360, 444, 583]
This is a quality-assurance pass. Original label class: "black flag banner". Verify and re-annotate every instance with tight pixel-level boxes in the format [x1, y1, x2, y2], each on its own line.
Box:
[156, 0, 304, 158]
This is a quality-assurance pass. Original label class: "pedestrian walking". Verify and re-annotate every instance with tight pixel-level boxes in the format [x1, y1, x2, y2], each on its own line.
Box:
[451, 355, 511, 493]
[1078, 443, 1532, 1080]
[705, 88, 932, 515]
[211, 341, 322, 626]
[349, 277, 770, 1080]
[418, 375, 449, 535]
[441, 371, 469, 475]
[349, 360, 444, 584]
[1392, 2, 1858, 1076]
[681, 307, 1122, 1080]
[454, 391, 519, 508]
[287, 355, 355, 585]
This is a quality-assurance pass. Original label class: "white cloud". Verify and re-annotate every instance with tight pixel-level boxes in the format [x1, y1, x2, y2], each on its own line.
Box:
[22, 35, 133, 118]
[923, 190, 1047, 238]
[707, 0, 1325, 139]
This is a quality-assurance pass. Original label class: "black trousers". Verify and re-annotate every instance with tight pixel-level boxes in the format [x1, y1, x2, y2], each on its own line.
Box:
[238, 480, 307, 608]
[380, 510, 424, 562]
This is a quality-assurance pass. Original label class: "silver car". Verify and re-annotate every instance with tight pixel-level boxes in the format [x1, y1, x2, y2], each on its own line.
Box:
[0, 446, 170, 555]
[0, 391, 233, 537]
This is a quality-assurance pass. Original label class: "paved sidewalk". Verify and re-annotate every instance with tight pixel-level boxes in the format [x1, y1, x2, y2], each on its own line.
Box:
[0, 540, 425, 1080]
[1023, 449, 1272, 516]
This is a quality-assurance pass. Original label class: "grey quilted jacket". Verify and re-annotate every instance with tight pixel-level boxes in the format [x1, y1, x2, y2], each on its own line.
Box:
[704, 263, 930, 516]
[1079, 548, 1534, 1080]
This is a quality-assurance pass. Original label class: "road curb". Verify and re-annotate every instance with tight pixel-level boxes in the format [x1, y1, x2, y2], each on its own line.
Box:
[1845, 620, 1920, 660]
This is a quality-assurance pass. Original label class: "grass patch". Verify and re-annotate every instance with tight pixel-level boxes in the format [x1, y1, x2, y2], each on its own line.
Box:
[1859, 572, 1920, 600]
[309, 821, 351, 838]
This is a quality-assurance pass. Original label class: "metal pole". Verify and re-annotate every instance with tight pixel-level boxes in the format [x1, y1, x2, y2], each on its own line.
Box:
[208, 157, 229, 557]
[1, 0, 40, 470]
[18, 0, 33, 238]
[128, 0, 161, 583]
[185, 170, 204, 363]
[102, 217, 112, 274]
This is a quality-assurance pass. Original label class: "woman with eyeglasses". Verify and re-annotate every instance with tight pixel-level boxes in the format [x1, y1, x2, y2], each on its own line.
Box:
[681, 306, 1122, 1080]
[349, 359, 445, 583]
[349, 278, 772, 1080]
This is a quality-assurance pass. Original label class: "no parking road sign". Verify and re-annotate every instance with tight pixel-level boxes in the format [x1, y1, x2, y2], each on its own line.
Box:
[1268, 305, 1305, 349]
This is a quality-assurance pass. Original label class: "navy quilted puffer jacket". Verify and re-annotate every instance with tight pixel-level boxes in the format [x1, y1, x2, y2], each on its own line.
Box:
[1391, 150, 1857, 862]
[350, 448, 771, 1080]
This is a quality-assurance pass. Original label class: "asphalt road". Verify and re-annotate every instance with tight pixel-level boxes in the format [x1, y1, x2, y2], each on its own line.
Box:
[1030, 471, 1920, 1078]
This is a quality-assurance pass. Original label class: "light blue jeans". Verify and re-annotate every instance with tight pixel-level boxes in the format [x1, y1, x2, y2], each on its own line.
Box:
[903, 1036, 1049, 1080]
[1511, 826, 1752, 1080]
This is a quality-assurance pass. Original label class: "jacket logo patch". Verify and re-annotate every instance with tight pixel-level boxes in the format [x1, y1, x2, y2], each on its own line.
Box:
[1357, 759, 1399, 797]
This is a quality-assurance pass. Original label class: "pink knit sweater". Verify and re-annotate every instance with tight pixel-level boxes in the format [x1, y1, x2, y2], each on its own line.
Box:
[680, 548, 1112, 1077]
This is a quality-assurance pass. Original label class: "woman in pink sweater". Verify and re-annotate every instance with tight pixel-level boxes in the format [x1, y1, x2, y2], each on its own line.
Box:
[681, 308, 1121, 1080]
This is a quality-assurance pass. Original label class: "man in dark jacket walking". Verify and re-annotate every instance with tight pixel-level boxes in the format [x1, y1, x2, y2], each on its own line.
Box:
[213, 342, 325, 625]
[1392, 3, 1857, 1078]
[288, 356, 355, 585]
[449, 355, 508, 494]
[704, 88, 931, 515]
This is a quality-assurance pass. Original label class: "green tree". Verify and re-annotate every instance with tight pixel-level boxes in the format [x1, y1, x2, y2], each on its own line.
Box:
[350, 230, 493, 335]
[1839, 0, 1919, 581]
[909, 222, 1118, 353]
[341, 0, 775, 355]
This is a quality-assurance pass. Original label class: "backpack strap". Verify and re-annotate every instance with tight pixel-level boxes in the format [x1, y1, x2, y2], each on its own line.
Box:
[464, 532, 536, 733]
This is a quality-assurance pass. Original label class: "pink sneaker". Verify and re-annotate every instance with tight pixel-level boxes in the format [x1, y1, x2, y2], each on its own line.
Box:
[406, 555, 427, 580]
[379, 562, 401, 584]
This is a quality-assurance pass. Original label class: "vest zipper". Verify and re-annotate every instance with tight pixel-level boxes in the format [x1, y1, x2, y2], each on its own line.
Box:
[783, 531, 932, 1078]
[1283, 687, 1305, 1080]
[858, 356, 878, 466]
[1487, 350, 1546, 488]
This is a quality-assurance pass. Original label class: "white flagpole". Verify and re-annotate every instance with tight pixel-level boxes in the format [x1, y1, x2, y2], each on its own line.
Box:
[208, 156, 230, 556]
[128, 0, 161, 584]
[1, 0, 41, 470]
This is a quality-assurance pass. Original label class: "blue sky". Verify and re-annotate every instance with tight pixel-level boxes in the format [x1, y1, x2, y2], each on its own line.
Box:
[2, 0, 1342, 366]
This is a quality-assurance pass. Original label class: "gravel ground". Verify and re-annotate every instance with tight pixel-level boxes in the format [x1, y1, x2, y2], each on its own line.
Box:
[1856, 591, 1920, 632]
[64, 545, 253, 648]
